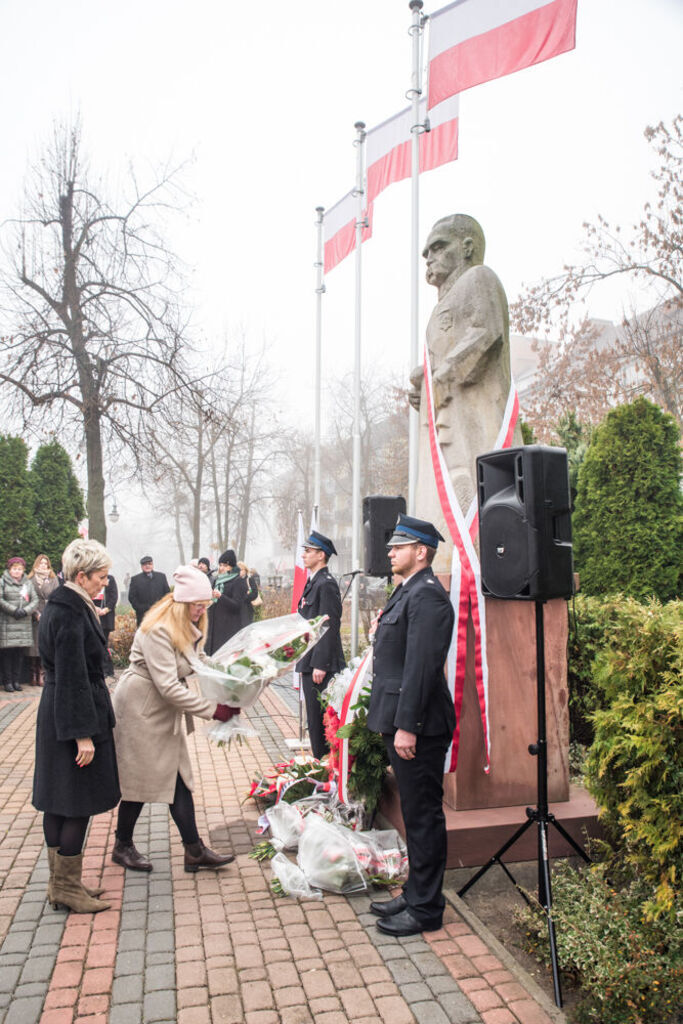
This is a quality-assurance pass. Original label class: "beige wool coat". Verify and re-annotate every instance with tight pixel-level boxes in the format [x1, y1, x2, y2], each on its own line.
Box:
[112, 625, 215, 803]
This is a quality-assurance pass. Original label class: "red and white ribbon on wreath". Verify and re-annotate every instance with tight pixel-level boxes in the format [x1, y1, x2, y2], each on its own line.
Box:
[423, 344, 519, 773]
[338, 650, 373, 804]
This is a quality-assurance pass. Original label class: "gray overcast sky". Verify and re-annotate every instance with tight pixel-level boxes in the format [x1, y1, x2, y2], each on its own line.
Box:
[0, 0, 681, 567]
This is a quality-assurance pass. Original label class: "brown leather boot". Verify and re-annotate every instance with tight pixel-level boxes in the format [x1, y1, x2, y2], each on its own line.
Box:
[47, 847, 104, 900]
[183, 840, 234, 873]
[112, 838, 153, 872]
[51, 853, 110, 913]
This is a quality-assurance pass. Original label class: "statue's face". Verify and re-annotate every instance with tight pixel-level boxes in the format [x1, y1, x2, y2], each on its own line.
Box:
[423, 227, 468, 287]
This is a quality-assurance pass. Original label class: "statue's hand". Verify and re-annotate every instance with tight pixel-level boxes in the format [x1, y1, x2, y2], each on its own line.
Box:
[408, 365, 423, 411]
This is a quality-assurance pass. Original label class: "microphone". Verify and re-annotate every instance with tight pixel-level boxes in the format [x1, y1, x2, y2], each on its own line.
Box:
[340, 570, 363, 577]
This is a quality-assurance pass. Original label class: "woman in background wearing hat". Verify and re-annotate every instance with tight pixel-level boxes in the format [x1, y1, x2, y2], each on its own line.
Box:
[0, 557, 39, 692]
[205, 549, 250, 656]
[111, 565, 236, 873]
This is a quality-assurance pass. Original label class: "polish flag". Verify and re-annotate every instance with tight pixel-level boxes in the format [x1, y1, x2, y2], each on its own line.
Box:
[291, 510, 307, 613]
[366, 94, 459, 203]
[428, 0, 578, 109]
[323, 191, 373, 274]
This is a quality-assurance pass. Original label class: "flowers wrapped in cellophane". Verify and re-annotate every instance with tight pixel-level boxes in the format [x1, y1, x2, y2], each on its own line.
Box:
[190, 613, 329, 746]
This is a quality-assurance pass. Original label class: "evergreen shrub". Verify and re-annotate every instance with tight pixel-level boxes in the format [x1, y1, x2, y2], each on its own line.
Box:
[573, 397, 682, 602]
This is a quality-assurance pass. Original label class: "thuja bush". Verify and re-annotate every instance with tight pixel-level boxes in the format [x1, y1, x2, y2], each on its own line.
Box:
[110, 612, 137, 668]
[585, 598, 682, 920]
[566, 595, 624, 745]
[573, 397, 682, 602]
[516, 859, 682, 1024]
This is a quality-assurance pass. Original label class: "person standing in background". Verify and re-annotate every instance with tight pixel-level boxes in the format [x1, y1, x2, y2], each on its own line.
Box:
[295, 531, 345, 760]
[0, 557, 39, 692]
[93, 572, 118, 677]
[27, 554, 59, 686]
[128, 557, 169, 626]
[205, 550, 250, 655]
[237, 561, 260, 629]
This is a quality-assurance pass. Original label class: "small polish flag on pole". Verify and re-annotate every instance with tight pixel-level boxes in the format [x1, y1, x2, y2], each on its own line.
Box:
[323, 191, 373, 274]
[366, 94, 459, 204]
[428, 0, 578, 109]
[291, 510, 307, 613]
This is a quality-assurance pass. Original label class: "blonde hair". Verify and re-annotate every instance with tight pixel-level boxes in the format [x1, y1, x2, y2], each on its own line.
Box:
[140, 593, 208, 653]
[29, 553, 55, 579]
[61, 539, 112, 581]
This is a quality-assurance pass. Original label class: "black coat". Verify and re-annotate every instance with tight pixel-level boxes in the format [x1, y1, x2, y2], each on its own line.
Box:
[32, 586, 120, 817]
[239, 575, 260, 630]
[367, 567, 455, 736]
[205, 573, 250, 656]
[128, 570, 170, 625]
[94, 574, 118, 633]
[296, 568, 345, 675]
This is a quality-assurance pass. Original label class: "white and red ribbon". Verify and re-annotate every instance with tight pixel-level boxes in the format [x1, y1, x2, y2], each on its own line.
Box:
[423, 344, 519, 772]
[338, 651, 373, 804]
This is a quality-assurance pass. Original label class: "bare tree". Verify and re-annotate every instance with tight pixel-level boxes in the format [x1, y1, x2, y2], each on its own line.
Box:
[511, 116, 682, 437]
[0, 121, 193, 541]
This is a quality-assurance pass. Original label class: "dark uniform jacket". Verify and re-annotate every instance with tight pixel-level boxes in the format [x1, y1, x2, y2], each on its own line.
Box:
[296, 568, 345, 676]
[367, 567, 455, 736]
[32, 585, 120, 817]
[128, 570, 170, 625]
[94, 574, 118, 633]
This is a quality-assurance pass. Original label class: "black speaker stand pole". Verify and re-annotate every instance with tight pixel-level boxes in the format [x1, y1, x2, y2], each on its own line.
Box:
[457, 600, 590, 1008]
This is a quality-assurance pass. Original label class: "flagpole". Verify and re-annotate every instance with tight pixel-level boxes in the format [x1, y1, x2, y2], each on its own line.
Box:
[350, 120, 366, 660]
[408, 0, 424, 516]
[313, 206, 325, 518]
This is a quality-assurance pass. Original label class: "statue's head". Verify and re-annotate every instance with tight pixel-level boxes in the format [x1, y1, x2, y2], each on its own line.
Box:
[422, 214, 485, 288]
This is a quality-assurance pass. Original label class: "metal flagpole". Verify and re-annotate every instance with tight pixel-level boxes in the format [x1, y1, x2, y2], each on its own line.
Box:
[313, 206, 325, 518]
[408, 0, 425, 515]
[350, 120, 366, 659]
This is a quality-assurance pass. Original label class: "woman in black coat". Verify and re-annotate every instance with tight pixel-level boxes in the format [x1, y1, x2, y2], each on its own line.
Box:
[32, 539, 121, 914]
[93, 572, 118, 676]
[205, 549, 250, 655]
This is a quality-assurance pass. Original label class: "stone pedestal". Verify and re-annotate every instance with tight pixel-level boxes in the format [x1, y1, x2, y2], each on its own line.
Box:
[442, 596, 570, 811]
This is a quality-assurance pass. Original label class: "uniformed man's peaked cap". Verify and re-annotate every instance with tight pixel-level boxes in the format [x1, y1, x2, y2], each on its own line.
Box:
[304, 531, 337, 557]
[386, 514, 445, 549]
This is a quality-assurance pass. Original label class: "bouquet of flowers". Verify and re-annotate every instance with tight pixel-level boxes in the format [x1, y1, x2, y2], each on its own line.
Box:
[191, 613, 329, 745]
[245, 756, 328, 805]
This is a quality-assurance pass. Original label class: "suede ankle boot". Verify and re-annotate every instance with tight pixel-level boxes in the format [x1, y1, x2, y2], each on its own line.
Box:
[51, 852, 110, 913]
[183, 840, 234, 873]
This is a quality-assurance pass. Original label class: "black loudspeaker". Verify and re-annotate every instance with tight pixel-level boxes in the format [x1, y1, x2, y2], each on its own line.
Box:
[363, 495, 406, 577]
[477, 445, 574, 601]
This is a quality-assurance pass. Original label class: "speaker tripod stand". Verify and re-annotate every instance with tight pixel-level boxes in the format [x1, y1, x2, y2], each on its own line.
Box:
[457, 600, 590, 1008]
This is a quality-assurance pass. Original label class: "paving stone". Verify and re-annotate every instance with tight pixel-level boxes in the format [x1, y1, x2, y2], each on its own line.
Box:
[438, 989, 481, 1023]
[114, 950, 146, 976]
[412, 1000, 451, 1024]
[111, 973, 144, 1004]
[13, 981, 49, 998]
[0, 963, 22, 991]
[109, 1003, 144, 1024]
[19, 955, 54, 983]
[144, 963, 176, 992]
[411, 951, 448, 976]
[117, 930, 145, 951]
[400, 982, 433, 1002]
[144, 989, 177, 1022]
[387, 958, 422, 984]
[4, 996, 45, 1023]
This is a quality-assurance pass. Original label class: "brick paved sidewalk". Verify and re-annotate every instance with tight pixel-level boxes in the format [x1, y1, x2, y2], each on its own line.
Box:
[0, 684, 567, 1024]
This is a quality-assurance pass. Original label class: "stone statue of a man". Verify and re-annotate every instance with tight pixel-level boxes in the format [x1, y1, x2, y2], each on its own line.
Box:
[410, 214, 521, 571]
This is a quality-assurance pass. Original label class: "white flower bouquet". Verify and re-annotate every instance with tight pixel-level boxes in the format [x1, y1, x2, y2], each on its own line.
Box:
[190, 613, 329, 746]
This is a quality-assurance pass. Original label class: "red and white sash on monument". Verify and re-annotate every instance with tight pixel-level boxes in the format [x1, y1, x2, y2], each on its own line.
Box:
[423, 343, 519, 772]
[338, 650, 373, 804]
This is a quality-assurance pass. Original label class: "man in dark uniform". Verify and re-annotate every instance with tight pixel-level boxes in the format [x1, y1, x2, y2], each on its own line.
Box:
[295, 531, 345, 759]
[367, 514, 455, 937]
[128, 557, 170, 626]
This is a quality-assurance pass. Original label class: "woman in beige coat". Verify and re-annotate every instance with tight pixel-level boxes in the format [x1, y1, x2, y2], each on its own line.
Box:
[112, 565, 237, 873]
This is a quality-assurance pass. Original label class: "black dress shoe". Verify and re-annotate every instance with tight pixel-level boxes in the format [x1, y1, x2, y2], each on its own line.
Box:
[370, 893, 407, 918]
[12, 682, 22, 691]
[376, 908, 442, 937]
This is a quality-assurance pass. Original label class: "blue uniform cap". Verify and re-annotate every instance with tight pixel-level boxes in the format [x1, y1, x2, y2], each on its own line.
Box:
[386, 514, 445, 549]
[303, 531, 337, 557]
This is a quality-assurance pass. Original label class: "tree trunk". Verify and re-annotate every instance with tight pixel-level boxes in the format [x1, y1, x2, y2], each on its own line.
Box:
[191, 416, 204, 559]
[237, 406, 256, 562]
[83, 405, 106, 543]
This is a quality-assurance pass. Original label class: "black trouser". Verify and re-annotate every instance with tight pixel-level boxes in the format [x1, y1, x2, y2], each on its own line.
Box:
[1, 647, 26, 687]
[43, 814, 90, 857]
[102, 631, 113, 675]
[301, 671, 332, 760]
[384, 732, 450, 926]
[116, 773, 200, 846]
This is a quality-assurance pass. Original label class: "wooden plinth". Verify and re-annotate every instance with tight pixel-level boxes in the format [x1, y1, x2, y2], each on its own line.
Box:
[379, 775, 601, 868]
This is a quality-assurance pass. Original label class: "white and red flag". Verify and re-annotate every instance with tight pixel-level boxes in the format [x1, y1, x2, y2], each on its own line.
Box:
[428, 0, 578, 109]
[323, 191, 373, 274]
[366, 94, 459, 203]
[291, 511, 307, 613]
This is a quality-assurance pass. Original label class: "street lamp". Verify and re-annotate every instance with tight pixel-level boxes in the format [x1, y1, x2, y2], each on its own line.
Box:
[107, 481, 120, 524]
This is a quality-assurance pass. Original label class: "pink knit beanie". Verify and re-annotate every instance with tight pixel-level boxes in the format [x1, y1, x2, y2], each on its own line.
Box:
[172, 565, 213, 603]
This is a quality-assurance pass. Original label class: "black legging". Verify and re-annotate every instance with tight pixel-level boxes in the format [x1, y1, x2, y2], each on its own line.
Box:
[43, 814, 90, 857]
[116, 773, 199, 846]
